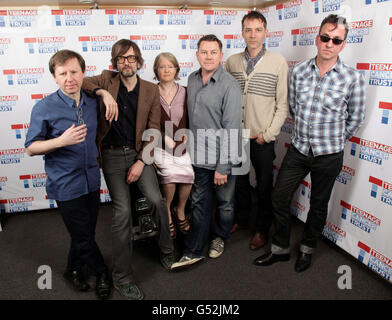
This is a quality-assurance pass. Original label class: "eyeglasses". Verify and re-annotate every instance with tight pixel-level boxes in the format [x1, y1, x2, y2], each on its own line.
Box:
[76, 106, 84, 125]
[318, 34, 345, 45]
[116, 55, 137, 64]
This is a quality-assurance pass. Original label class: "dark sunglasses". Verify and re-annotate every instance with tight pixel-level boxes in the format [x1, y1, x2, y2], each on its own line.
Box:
[319, 34, 345, 45]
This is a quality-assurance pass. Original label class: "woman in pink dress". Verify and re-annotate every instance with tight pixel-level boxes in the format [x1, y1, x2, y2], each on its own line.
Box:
[153, 52, 194, 239]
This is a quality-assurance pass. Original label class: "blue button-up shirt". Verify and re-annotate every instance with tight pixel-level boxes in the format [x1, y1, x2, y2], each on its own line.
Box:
[289, 57, 366, 156]
[25, 89, 100, 201]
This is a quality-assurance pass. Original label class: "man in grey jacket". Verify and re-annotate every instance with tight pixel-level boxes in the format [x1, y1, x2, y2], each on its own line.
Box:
[171, 34, 243, 270]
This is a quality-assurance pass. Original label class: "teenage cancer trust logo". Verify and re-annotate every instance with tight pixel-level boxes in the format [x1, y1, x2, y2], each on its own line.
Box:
[155, 9, 192, 25]
[105, 9, 144, 25]
[357, 241, 392, 281]
[346, 20, 373, 44]
[78, 35, 118, 52]
[3, 68, 44, 86]
[322, 221, 345, 245]
[336, 165, 355, 185]
[11, 123, 29, 140]
[340, 200, 381, 234]
[276, 1, 302, 20]
[19, 173, 47, 188]
[357, 63, 392, 87]
[349, 136, 391, 165]
[24, 37, 65, 54]
[0, 148, 25, 164]
[312, 0, 345, 14]
[0, 10, 38, 28]
[51, 9, 92, 27]
[0, 197, 33, 213]
[0, 95, 18, 112]
[369, 176, 392, 206]
[204, 10, 237, 25]
[291, 26, 319, 46]
[379, 101, 392, 125]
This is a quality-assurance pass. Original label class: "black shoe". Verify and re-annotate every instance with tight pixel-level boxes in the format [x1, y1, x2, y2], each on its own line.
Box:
[160, 251, 175, 271]
[95, 271, 111, 300]
[63, 270, 90, 292]
[254, 251, 290, 266]
[295, 252, 312, 272]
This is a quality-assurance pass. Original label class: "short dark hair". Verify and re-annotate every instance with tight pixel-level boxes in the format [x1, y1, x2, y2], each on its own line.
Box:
[242, 10, 267, 29]
[111, 39, 144, 70]
[197, 34, 222, 51]
[319, 14, 349, 39]
[49, 49, 85, 75]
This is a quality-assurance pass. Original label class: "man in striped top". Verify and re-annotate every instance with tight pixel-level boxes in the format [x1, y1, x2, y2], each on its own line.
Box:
[254, 14, 366, 272]
[225, 11, 289, 251]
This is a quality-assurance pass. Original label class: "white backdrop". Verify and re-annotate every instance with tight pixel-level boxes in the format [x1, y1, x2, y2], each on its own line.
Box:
[0, 0, 391, 283]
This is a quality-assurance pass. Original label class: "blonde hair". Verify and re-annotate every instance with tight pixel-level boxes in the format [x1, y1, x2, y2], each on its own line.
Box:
[153, 52, 180, 81]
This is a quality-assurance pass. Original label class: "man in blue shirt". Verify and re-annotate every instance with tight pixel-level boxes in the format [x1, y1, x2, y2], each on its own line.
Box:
[254, 15, 365, 272]
[25, 49, 117, 299]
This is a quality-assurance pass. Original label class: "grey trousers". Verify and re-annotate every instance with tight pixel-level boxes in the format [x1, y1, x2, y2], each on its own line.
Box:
[102, 147, 173, 286]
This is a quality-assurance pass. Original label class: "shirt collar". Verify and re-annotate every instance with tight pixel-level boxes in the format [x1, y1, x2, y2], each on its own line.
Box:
[57, 89, 85, 108]
[310, 56, 343, 73]
[196, 64, 224, 83]
[120, 75, 139, 94]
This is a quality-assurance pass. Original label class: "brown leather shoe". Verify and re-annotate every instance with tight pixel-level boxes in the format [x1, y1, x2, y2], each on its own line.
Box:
[249, 233, 267, 250]
[230, 223, 241, 234]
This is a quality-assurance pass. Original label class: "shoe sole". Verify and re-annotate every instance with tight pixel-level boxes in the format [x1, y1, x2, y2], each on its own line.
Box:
[114, 284, 144, 300]
[96, 289, 111, 300]
[254, 254, 291, 266]
[209, 251, 223, 259]
[171, 258, 204, 271]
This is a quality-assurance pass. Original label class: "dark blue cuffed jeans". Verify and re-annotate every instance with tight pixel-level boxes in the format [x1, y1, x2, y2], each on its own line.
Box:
[184, 166, 237, 258]
[271, 144, 344, 254]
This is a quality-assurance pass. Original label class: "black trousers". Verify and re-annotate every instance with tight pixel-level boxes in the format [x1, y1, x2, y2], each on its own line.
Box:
[235, 140, 275, 235]
[271, 145, 344, 253]
[56, 190, 106, 275]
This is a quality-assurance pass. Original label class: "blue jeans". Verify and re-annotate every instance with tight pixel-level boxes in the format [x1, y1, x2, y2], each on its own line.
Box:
[184, 167, 237, 258]
[271, 145, 343, 254]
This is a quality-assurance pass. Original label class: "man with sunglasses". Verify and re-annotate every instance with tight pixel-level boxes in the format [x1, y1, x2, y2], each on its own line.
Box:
[82, 39, 174, 300]
[254, 14, 366, 272]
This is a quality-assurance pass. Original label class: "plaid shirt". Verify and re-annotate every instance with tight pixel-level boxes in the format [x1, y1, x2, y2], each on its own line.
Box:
[289, 57, 366, 156]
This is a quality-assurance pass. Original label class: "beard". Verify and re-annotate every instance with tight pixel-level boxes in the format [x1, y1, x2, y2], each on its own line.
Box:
[119, 67, 137, 78]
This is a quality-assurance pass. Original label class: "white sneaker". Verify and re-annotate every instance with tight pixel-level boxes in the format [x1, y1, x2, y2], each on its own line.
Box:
[171, 255, 204, 271]
[209, 237, 224, 258]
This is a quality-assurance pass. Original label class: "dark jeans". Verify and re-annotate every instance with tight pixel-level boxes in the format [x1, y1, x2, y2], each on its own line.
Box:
[235, 140, 275, 235]
[271, 145, 344, 254]
[102, 147, 173, 286]
[56, 190, 106, 275]
[184, 167, 236, 258]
